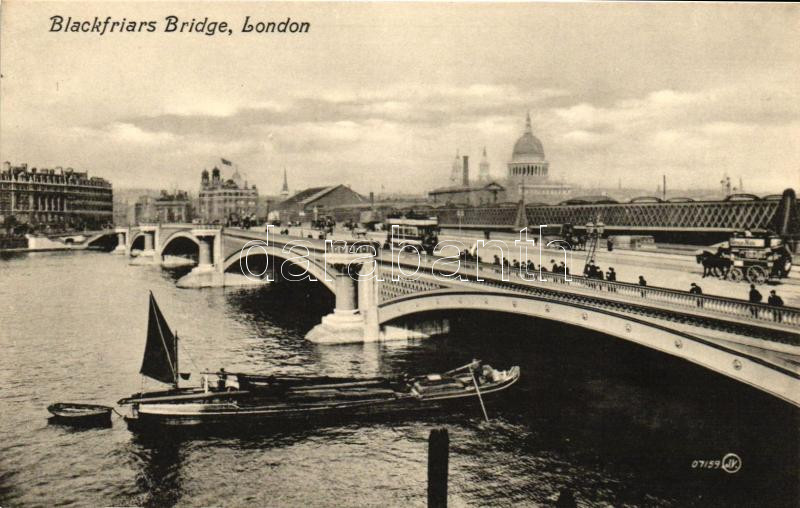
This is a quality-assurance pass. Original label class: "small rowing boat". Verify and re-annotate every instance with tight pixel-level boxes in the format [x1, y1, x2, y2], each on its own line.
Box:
[47, 403, 113, 426]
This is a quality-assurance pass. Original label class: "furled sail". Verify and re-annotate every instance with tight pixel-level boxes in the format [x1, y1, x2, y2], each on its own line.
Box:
[140, 292, 178, 386]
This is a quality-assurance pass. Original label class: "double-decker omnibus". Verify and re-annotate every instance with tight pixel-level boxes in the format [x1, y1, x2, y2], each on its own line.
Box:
[727, 231, 793, 283]
[384, 213, 439, 255]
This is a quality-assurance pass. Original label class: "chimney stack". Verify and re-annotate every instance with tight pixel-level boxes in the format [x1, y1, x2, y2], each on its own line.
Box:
[462, 155, 469, 186]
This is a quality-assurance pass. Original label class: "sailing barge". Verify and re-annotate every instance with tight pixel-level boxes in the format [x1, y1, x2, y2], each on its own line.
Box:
[120, 293, 520, 429]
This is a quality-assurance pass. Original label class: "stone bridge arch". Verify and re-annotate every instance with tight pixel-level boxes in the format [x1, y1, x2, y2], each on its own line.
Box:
[158, 230, 201, 257]
[221, 242, 336, 293]
[378, 290, 800, 407]
[129, 231, 147, 251]
[84, 231, 118, 250]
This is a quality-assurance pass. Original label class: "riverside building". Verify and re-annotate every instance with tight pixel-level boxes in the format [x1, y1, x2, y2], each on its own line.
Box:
[154, 190, 193, 223]
[0, 161, 113, 230]
[198, 166, 258, 223]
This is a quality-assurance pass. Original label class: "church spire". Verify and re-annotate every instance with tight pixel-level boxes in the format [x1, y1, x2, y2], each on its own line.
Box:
[449, 149, 461, 185]
[525, 111, 532, 134]
[280, 168, 289, 198]
[479, 146, 490, 182]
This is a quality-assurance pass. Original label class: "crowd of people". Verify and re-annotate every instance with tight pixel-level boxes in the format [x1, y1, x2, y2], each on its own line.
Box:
[582, 260, 616, 281]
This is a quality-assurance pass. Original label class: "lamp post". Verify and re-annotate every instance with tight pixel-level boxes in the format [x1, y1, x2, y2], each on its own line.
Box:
[585, 221, 605, 236]
[584, 219, 605, 274]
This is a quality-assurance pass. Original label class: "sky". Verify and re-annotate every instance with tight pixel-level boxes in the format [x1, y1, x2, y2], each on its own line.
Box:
[1, 2, 799, 196]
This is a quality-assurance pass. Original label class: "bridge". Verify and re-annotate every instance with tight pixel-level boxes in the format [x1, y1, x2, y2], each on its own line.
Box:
[432, 189, 799, 245]
[101, 223, 800, 408]
[22, 189, 798, 252]
[19, 228, 130, 251]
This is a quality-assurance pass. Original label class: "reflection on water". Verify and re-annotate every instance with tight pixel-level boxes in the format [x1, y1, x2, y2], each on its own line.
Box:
[0, 251, 797, 507]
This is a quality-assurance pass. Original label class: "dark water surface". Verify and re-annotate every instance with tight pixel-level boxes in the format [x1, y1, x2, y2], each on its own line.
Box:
[0, 251, 797, 507]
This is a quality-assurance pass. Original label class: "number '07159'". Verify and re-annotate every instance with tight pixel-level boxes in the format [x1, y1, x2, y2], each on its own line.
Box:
[691, 460, 721, 469]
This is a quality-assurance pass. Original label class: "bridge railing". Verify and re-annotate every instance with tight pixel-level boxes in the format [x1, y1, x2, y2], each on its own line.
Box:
[133, 222, 223, 229]
[447, 259, 800, 329]
[230, 229, 799, 329]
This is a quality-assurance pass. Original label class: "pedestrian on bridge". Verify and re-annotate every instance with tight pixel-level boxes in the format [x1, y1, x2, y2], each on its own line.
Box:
[606, 267, 616, 282]
[748, 284, 763, 318]
[551, 259, 559, 272]
[690, 282, 703, 308]
[768, 290, 784, 322]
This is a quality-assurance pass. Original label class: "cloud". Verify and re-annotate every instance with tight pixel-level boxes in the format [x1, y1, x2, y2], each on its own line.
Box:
[115, 83, 569, 140]
[106, 123, 177, 145]
[560, 130, 612, 148]
[4, 79, 798, 194]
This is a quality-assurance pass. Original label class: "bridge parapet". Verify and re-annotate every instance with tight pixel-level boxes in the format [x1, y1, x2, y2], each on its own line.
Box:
[460, 261, 800, 332]
[375, 255, 800, 345]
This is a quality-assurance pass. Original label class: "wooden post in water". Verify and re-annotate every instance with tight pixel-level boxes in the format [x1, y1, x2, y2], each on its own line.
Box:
[555, 489, 577, 508]
[428, 427, 449, 508]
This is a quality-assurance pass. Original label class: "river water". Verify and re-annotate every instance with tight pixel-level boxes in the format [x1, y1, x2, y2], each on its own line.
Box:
[0, 251, 797, 507]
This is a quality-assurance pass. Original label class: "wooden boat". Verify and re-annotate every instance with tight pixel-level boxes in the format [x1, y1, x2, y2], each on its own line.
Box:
[125, 365, 520, 429]
[120, 293, 521, 429]
[47, 402, 113, 426]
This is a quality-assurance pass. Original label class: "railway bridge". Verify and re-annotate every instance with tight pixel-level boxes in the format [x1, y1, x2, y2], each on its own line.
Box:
[432, 188, 799, 246]
[108, 224, 800, 407]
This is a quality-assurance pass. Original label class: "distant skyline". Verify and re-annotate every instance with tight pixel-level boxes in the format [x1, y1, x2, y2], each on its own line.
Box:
[2, 2, 798, 195]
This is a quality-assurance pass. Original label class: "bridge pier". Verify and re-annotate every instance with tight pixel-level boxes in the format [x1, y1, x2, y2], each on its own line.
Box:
[197, 235, 215, 269]
[335, 270, 358, 312]
[130, 228, 160, 265]
[307, 263, 371, 344]
[306, 255, 389, 344]
[358, 261, 381, 340]
[307, 257, 433, 344]
[176, 229, 266, 289]
[112, 229, 127, 255]
[176, 231, 225, 288]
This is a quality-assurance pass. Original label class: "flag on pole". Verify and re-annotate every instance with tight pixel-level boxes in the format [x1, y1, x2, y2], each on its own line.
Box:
[221, 158, 232, 166]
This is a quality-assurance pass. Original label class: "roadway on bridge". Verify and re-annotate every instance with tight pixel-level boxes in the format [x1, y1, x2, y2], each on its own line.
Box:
[277, 226, 800, 308]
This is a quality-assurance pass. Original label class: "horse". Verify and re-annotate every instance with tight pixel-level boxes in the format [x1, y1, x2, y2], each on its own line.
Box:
[696, 251, 733, 278]
[563, 234, 586, 251]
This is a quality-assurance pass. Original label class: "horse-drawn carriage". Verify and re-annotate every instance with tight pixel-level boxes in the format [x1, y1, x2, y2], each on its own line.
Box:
[557, 223, 587, 251]
[696, 231, 793, 284]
